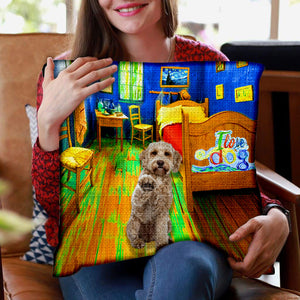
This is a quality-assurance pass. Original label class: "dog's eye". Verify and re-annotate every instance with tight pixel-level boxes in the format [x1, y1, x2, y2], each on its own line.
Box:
[151, 151, 157, 156]
[164, 151, 171, 157]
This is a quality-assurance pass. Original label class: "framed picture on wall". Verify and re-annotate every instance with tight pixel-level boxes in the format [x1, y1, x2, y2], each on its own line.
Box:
[160, 66, 189, 88]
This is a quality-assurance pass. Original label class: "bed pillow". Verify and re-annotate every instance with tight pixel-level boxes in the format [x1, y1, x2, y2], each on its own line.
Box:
[157, 105, 182, 126]
[181, 106, 208, 123]
[22, 104, 54, 265]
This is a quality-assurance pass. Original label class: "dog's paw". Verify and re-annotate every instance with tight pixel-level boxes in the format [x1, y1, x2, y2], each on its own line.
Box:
[142, 182, 155, 191]
[131, 238, 145, 249]
[139, 175, 155, 192]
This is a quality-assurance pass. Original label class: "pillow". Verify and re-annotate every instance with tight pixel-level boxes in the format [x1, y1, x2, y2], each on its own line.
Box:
[22, 188, 55, 264]
[22, 104, 54, 265]
[52, 61, 264, 276]
[25, 104, 38, 147]
[157, 105, 182, 126]
[182, 106, 208, 123]
[157, 105, 183, 136]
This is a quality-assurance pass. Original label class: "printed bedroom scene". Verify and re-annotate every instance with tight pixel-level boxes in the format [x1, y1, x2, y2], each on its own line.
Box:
[0, 0, 300, 299]
[55, 61, 262, 276]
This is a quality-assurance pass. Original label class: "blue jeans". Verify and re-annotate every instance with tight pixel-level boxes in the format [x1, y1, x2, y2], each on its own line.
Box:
[59, 241, 232, 300]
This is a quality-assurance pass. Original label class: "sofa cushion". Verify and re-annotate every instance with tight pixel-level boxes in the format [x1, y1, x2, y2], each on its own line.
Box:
[2, 257, 63, 300]
[2, 257, 300, 300]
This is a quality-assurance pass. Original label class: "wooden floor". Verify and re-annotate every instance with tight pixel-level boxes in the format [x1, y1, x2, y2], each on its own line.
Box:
[54, 137, 260, 277]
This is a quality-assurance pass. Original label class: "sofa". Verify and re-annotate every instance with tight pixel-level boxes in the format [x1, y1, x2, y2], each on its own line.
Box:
[0, 33, 300, 300]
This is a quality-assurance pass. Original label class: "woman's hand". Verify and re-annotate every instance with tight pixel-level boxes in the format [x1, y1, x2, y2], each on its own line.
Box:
[228, 208, 289, 278]
[38, 57, 117, 151]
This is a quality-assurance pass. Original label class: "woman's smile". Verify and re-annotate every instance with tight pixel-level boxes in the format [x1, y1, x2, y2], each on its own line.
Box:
[99, 0, 162, 36]
[114, 3, 148, 16]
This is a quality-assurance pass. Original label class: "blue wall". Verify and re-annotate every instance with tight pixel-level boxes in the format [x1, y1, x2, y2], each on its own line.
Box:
[54, 61, 264, 144]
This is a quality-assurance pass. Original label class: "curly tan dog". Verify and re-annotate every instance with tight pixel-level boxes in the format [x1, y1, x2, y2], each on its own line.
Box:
[126, 141, 182, 249]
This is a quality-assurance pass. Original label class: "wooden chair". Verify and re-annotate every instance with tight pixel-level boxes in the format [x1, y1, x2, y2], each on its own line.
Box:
[129, 105, 153, 149]
[60, 118, 94, 213]
[258, 70, 300, 187]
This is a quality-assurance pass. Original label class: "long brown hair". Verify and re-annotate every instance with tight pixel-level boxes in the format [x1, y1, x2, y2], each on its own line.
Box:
[71, 0, 178, 60]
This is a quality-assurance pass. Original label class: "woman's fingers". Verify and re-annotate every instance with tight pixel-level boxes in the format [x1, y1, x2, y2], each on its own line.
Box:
[40, 57, 117, 123]
[43, 57, 55, 87]
[65, 56, 98, 73]
[84, 76, 116, 97]
[228, 209, 289, 278]
[66, 57, 114, 80]
[56, 57, 117, 98]
[78, 63, 118, 88]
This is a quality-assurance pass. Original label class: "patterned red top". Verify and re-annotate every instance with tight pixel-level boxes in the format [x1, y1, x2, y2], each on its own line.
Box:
[32, 35, 283, 247]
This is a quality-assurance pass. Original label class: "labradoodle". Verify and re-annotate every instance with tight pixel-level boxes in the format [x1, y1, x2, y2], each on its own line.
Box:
[126, 141, 182, 250]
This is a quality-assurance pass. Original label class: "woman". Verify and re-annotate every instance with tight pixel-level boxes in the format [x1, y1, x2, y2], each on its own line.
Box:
[33, 0, 290, 299]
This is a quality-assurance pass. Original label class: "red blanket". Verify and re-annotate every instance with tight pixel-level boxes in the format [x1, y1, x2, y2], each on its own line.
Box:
[162, 124, 183, 156]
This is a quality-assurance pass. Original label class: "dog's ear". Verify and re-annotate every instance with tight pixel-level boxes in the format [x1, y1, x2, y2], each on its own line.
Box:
[172, 150, 182, 173]
[139, 149, 147, 169]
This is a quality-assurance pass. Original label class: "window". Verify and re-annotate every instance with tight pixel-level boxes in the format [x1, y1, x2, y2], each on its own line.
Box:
[0, 0, 80, 33]
[1, 0, 299, 44]
[177, 0, 271, 48]
[177, 0, 300, 49]
[278, 0, 300, 40]
[119, 62, 144, 102]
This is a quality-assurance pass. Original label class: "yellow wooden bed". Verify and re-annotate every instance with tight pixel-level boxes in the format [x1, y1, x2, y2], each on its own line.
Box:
[156, 99, 257, 212]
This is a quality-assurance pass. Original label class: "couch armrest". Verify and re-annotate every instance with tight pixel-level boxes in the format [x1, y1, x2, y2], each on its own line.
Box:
[256, 161, 300, 291]
[256, 161, 300, 204]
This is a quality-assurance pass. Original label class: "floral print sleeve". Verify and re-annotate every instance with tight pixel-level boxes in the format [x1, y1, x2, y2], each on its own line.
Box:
[174, 35, 229, 62]
[32, 72, 60, 247]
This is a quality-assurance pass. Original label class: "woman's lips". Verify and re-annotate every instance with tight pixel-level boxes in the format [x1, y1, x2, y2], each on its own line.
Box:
[115, 3, 148, 16]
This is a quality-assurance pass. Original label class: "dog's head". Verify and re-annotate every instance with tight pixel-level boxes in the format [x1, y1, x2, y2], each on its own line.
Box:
[139, 141, 182, 176]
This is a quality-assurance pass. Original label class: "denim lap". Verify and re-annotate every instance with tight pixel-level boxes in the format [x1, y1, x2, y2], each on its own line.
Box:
[59, 257, 148, 299]
[136, 241, 232, 300]
[59, 241, 232, 300]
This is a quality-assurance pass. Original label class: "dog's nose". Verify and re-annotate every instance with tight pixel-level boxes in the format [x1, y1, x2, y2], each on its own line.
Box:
[157, 160, 164, 167]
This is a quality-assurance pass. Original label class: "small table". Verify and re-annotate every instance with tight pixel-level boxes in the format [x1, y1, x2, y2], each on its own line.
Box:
[95, 110, 128, 151]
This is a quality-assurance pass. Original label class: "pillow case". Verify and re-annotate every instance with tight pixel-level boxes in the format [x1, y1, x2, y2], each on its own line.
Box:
[22, 187, 55, 264]
[181, 106, 208, 123]
[53, 61, 264, 276]
[24, 104, 38, 147]
[157, 105, 182, 136]
[22, 104, 54, 265]
[157, 105, 208, 137]
[157, 105, 182, 125]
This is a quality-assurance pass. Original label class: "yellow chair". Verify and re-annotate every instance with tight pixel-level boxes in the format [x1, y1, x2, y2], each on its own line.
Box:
[129, 105, 153, 149]
[60, 118, 94, 213]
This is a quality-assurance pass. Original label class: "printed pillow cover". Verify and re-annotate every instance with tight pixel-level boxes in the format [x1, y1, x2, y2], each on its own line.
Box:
[53, 60, 264, 276]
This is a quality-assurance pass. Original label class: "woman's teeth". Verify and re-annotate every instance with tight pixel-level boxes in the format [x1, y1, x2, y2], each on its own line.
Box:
[118, 5, 144, 13]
